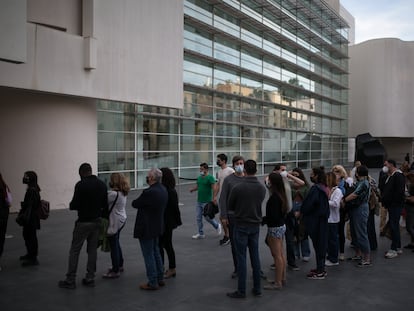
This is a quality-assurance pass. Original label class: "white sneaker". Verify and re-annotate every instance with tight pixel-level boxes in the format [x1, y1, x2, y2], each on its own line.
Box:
[302, 256, 310, 262]
[192, 233, 205, 239]
[385, 250, 398, 259]
[339, 253, 345, 261]
[217, 224, 222, 235]
[325, 259, 339, 267]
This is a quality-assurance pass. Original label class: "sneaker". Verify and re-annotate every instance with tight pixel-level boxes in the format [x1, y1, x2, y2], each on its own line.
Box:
[102, 271, 120, 279]
[263, 284, 282, 290]
[226, 291, 246, 298]
[140, 283, 159, 290]
[325, 259, 339, 267]
[192, 233, 205, 239]
[307, 271, 327, 280]
[357, 260, 372, 268]
[397, 248, 403, 255]
[82, 278, 95, 287]
[339, 253, 345, 261]
[347, 255, 362, 261]
[288, 264, 300, 271]
[302, 256, 310, 262]
[217, 224, 222, 235]
[220, 236, 230, 246]
[58, 279, 76, 289]
[384, 250, 398, 259]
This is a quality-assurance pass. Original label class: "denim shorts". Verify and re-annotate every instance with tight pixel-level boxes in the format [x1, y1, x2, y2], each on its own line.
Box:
[267, 225, 286, 239]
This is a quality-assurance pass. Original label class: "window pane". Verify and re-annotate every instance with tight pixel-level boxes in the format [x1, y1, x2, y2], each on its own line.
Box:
[98, 132, 135, 151]
[98, 152, 135, 171]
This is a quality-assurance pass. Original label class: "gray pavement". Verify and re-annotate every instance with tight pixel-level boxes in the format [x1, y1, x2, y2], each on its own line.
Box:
[1, 183, 414, 311]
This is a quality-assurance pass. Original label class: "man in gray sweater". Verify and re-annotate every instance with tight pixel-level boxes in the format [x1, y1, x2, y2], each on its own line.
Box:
[226, 159, 266, 298]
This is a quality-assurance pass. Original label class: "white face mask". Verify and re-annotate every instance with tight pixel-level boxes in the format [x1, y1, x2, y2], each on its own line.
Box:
[382, 166, 389, 174]
[234, 165, 244, 174]
[280, 170, 288, 178]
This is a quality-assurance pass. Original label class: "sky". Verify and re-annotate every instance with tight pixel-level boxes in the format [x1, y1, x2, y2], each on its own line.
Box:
[341, 0, 414, 43]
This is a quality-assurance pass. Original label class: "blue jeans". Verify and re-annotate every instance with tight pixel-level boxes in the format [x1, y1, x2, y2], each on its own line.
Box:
[349, 203, 370, 254]
[108, 227, 124, 272]
[294, 238, 311, 258]
[139, 238, 164, 287]
[196, 202, 219, 235]
[327, 223, 339, 263]
[234, 225, 261, 295]
[388, 205, 403, 250]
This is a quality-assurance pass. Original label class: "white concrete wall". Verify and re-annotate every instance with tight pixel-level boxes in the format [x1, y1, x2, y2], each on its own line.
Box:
[0, 87, 97, 212]
[349, 38, 414, 138]
[0, 0, 183, 109]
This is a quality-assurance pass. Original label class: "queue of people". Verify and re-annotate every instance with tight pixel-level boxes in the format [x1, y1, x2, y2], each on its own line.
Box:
[0, 156, 411, 298]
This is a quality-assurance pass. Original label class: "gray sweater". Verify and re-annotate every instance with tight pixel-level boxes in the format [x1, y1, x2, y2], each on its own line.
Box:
[228, 176, 266, 226]
[219, 173, 244, 217]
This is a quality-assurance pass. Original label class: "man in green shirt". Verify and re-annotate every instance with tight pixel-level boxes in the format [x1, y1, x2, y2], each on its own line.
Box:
[190, 163, 222, 239]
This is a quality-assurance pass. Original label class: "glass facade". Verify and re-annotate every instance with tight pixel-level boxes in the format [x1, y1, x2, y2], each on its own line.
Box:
[98, 0, 350, 188]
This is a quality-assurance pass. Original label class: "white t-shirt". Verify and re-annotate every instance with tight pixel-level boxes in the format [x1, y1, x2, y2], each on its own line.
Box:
[216, 166, 235, 201]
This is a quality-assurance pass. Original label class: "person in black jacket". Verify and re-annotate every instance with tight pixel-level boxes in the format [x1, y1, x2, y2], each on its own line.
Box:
[58, 163, 108, 289]
[159, 167, 182, 279]
[0, 172, 11, 270]
[19, 171, 41, 267]
[381, 159, 406, 259]
[133, 168, 168, 290]
[301, 167, 330, 280]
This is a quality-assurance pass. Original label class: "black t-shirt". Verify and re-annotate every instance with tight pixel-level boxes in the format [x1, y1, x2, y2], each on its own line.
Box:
[265, 193, 285, 227]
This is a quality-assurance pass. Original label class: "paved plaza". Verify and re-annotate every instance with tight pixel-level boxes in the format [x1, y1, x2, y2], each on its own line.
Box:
[1, 183, 414, 311]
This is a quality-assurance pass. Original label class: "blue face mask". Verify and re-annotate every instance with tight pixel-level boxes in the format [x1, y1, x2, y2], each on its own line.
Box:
[234, 165, 244, 173]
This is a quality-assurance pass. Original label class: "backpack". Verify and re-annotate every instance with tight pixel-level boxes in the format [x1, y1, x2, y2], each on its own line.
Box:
[38, 199, 50, 220]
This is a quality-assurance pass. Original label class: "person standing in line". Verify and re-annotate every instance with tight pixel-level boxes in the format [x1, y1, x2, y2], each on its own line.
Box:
[59, 163, 108, 289]
[332, 165, 353, 261]
[102, 173, 130, 279]
[343, 165, 372, 267]
[263, 173, 288, 290]
[290, 168, 311, 262]
[226, 160, 266, 298]
[325, 172, 343, 267]
[301, 167, 330, 280]
[403, 172, 414, 251]
[213, 154, 234, 246]
[133, 168, 167, 290]
[0, 172, 11, 271]
[219, 155, 245, 278]
[269, 164, 304, 271]
[19, 171, 41, 267]
[190, 163, 221, 239]
[159, 167, 182, 279]
[381, 159, 406, 259]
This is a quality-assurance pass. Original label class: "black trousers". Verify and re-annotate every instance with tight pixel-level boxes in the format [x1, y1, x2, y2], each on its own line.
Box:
[159, 228, 176, 269]
[0, 209, 9, 257]
[23, 224, 38, 259]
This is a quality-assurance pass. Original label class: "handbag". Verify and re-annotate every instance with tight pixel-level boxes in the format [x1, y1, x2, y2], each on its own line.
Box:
[16, 206, 31, 226]
[98, 192, 119, 252]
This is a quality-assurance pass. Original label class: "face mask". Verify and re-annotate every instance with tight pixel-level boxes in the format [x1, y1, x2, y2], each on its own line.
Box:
[280, 171, 288, 178]
[382, 166, 389, 174]
[200, 171, 205, 176]
[235, 165, 244, 173]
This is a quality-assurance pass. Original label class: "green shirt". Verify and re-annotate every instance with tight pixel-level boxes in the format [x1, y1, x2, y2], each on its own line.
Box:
[197, 174, 216, 203]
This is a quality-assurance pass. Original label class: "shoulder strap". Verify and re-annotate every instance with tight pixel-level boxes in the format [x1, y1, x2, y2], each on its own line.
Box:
[109, 191, 119, 214]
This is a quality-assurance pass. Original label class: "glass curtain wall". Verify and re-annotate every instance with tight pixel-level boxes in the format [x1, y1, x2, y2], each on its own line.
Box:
[97, 0, 350, 188]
